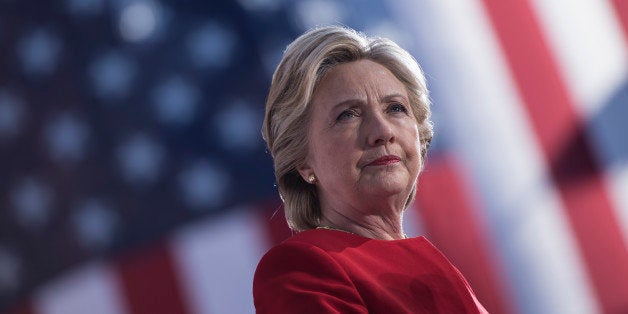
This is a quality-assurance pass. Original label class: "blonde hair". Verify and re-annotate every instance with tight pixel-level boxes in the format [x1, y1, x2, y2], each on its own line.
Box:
[262, 26, 433, 231]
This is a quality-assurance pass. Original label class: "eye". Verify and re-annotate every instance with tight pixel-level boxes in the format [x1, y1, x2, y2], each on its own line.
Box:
[337, 109, 359, 121]
[388, 102, 409, 114]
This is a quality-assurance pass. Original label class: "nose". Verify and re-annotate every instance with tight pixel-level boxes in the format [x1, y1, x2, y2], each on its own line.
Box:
[364, 111, 395, 146]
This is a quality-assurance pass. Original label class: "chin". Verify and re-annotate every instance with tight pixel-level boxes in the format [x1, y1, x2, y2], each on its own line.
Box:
[363, 177, 409, 196]
[359, 167, 410, 189]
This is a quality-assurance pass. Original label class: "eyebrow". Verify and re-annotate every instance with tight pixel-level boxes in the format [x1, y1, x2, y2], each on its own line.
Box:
[381, 93, 408, 103]
[331, 93, 408, 110]
[330, 98, 362, 111]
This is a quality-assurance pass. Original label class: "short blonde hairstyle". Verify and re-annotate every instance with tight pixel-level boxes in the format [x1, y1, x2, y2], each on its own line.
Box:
[262, 26, 433, 231]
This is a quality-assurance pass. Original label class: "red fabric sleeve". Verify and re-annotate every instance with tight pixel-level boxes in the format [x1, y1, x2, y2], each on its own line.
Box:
[253, 241, 368, 314]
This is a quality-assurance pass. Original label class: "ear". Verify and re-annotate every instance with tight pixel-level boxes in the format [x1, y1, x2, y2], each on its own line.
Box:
[297, 163, 314, 183]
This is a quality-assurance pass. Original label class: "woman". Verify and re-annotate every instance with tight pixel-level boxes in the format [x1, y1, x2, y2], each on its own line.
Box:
[254, 25, 488, 313]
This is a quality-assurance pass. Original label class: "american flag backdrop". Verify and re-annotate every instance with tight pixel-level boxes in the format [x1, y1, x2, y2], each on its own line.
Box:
[1, 0, 627, 313]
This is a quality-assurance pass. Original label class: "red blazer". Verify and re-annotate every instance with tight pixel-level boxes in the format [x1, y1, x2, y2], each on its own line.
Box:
[253, 229, 488, 313]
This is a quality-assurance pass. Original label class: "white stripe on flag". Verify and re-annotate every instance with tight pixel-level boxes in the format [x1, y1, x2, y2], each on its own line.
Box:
[610, 164, 628, 247]
[386, 1, 600, 313]
[404, 204, 425, 238]
[529, 0, 628, 116]
[530, 0, 628, 252]
[170, 207, 268, 314]
[33, 262, 127, 314]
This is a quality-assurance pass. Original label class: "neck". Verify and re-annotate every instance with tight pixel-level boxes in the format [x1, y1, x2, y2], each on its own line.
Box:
[318, 213, 406, 240]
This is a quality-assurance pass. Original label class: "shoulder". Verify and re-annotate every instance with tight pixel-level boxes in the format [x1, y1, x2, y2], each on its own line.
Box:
[254, 228, 367, 282]
[253, 232, 367, 313]
[253, 239, 347, 286]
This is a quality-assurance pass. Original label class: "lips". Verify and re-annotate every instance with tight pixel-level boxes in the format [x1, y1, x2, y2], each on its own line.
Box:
[367, 155, 401, 166]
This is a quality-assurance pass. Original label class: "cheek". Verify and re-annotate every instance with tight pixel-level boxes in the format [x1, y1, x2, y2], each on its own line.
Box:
[404, 127, 422, 169]
[315, 137, 360, 180]
[322, 140, 353, 168]
[312, 136, 348, 168]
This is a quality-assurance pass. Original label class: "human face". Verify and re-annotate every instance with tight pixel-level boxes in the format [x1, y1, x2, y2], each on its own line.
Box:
[300, 59, 422, 213]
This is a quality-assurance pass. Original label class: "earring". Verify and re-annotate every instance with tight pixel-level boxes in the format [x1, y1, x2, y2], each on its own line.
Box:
[308, 174, 317, 184]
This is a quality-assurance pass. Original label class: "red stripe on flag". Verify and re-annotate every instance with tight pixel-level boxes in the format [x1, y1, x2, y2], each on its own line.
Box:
[416, 155, 515, 314]
[611, 0, 628, 44]
[5, 300, 33, 314]
[258, 197, 292, 247]
[116, 243, 189, 314]
[481, 0, 628, 312]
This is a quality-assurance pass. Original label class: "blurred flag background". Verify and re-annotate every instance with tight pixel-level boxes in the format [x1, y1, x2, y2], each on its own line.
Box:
[1, 0, 627, 313]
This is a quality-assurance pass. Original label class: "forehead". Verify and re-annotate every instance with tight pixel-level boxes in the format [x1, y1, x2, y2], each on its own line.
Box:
[313, 60, 407, 103]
